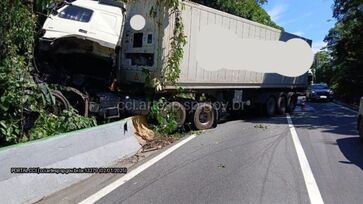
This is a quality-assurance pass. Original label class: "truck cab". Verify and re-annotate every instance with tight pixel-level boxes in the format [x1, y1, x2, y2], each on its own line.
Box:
[358, 97, 363, 140]
[37, 0, 126, 88]
[40, 0, 125, 56]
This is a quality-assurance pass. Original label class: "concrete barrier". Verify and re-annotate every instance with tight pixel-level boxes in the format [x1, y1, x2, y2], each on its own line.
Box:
[0, 117, 141, 204]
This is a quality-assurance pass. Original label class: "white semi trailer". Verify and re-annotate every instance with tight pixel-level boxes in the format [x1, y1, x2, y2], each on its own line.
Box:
[37, 0, 312, 130]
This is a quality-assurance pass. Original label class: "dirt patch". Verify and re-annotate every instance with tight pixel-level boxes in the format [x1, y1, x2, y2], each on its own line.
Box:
[132, 115, 176, 153]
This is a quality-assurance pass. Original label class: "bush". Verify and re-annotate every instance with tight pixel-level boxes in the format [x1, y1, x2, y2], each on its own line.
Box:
[149, 98, 178, 135]
[0, 0, 96, 145]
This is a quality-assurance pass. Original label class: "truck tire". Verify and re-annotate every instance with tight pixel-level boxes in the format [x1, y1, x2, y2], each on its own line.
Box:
[265, 96, 276, 117]
[277, 95, 287, 115]
[164, 101, 186, 128]
[192, 103, 215, 130]
[287, 95, 297, 113]
[212, 107, 219, 128]
[358, 117, 363, 142]
[51, 90, 70, 115]
[63, 87, 89, 117]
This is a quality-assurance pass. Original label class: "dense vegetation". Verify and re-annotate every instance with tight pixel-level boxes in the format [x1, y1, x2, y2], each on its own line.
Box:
[312, 0, 363, 104]
[311, 51, 333, 86]
[0, 0, 96, 146]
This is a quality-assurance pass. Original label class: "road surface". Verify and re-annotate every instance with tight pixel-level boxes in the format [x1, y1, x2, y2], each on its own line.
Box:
[40, 102, 363, 204]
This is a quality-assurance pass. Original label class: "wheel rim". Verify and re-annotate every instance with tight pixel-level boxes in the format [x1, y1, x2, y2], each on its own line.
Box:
[194, 103, 215, 130]
[199, 107, 212, 125]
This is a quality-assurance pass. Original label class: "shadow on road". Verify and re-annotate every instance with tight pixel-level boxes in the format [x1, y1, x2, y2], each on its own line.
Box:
[336, 137, 363, 170]
[291, 102, 358, 136]
[218, 109, 285, 126]
[217, 102, 358, 137]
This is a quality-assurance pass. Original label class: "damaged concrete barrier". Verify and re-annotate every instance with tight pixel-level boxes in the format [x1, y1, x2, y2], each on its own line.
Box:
[0, 117, 142, 204]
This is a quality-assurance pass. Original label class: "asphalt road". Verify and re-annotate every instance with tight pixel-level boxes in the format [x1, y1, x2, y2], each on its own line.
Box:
[40, 102, 363, 204]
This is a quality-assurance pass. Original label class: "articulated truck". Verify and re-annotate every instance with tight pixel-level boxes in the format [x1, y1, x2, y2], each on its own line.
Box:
[36, 0, 312, 130]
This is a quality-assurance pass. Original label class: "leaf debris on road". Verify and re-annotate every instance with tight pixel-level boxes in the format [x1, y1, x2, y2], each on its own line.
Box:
[254, 124, 268, 130]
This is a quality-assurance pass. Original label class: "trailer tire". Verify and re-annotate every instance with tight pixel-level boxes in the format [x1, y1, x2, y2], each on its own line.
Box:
[212, 108, 219, 128]
[265, 96, 277, 117]
[277, 95, 287, 115]
[164, 101, 186, 128]
[287, 95, 297, 113]
[192, 103, 215, 130]
[63, 87, 89, 117]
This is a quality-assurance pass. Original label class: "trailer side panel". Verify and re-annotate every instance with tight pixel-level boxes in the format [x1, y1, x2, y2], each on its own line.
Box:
[119, 0, 310, 90]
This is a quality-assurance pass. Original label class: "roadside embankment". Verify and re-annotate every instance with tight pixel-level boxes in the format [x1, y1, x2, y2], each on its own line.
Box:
[0, 117, 142, 204]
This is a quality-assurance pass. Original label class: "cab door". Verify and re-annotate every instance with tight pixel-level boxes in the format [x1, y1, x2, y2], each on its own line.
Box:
[88, 11, 123, 49]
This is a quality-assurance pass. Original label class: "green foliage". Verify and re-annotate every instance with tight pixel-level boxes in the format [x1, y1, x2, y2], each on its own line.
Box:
[147, 0, 185, 134]
[0, 0, 96, 145]
[149, 0, 187, 87]
[33, 0, 53, 13]
[191, 0, 283, 30]
[149, 98, 178, 135]
[29, 108, 97, 141]
[33, 0, 53, 29]
[311, 51, 334, 85]
[163, 5, 187, 86]
[254, 124, 268, 130]
[324, 0, 363, 103]
[0, 0, 41, 143]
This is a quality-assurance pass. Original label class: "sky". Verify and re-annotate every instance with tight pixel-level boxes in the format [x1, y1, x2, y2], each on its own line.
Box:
[263, 0, 336, 53]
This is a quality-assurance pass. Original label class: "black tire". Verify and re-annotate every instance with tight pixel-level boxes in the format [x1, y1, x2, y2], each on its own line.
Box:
[277, 95, 287, 115]
[358, 117, 363, 141]
[265, 96, 276, 117]
[164, 101, 186, 128]
[287, 95, 297, 113]
[51, 90, 70, 114]
[192, 103, 215, 130]
[62, 89, 89, 117]
[212, 107, 219, 128]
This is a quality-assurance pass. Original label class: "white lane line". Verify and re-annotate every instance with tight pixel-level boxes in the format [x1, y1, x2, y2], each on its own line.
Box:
[286, 114, 324, 204]
[79, 134, 197, 204]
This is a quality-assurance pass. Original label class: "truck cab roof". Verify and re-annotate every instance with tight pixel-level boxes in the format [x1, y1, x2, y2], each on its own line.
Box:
[71, 0, 125, 15]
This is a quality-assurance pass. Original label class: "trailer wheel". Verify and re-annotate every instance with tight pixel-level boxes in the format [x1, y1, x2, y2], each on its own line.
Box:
[265, 96, 276, 117]
[51, 90, 70, 115]
[192, 103, 215, 130]
[164, 101, 186, 128]
[277, 95, 287, 115]
[212, 108, 219, 128]
[63, 87, 89, 117]
[287, 95, 297, 113]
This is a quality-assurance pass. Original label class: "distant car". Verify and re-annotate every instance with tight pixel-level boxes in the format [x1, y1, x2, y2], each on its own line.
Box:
[358, 97, 363, 141]
[306, 83, 334, 102]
